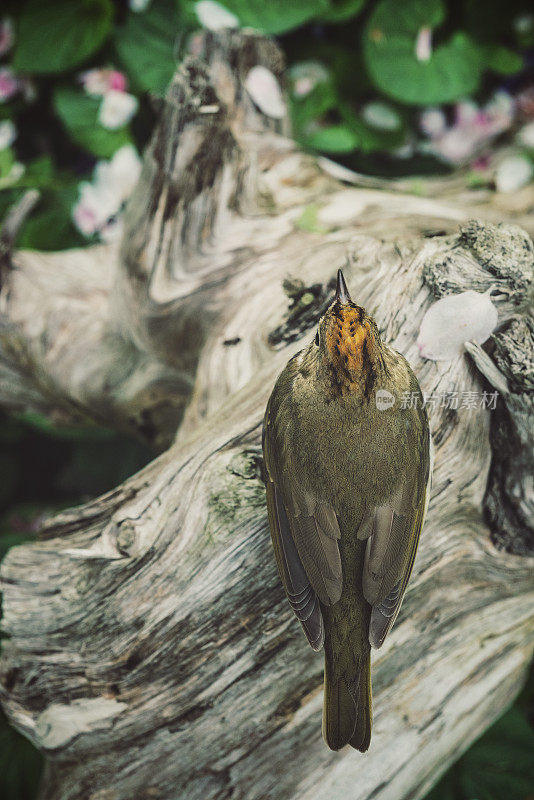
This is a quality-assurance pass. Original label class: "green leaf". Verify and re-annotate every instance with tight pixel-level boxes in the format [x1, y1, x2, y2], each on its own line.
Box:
[54, 88, 132, 158]
[302, 124, 359, 153]
[363, 0, 482, 105]
[16, 188, 86, 251]
[424, 705, 534, 800]
[209, 0, 331, 34]
[114, 0, 180, 94]
[0, 148, 15, 181]
[13, 0, 114, 74]
[291, 78, 338, 131]
[14, 411, 112, 440]
[0, 711, 43, 800]
[13, 157, 56, 190]
[480, 43, 523, 75]
[320, 0, 366, 24]
[459, 707, 534, 800]
[422, 768, 458, 800]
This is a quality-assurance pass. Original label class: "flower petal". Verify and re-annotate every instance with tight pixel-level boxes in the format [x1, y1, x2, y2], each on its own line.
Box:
[245, 66, 285, 119]
[98, 91, 138, 130]
[495, 155, 533, 193]
[417, 290, 498, 361]
[195, 1, 239, 30]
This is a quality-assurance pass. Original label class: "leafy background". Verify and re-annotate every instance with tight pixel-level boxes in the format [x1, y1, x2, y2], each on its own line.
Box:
[0, 0, 533, 798]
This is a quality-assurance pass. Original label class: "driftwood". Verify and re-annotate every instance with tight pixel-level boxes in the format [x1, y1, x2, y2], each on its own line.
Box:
[0, 30, 533, 800]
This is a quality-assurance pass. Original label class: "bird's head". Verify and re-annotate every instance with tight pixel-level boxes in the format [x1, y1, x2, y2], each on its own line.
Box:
[314, 270, 380, 381]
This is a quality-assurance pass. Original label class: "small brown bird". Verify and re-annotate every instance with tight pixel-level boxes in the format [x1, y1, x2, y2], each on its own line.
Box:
[262, 269, 431, 751]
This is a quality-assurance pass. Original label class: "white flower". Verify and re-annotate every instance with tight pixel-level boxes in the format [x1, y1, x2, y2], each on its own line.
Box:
[495, 155, 534, 193]
[455, 99, 479, 125]
[72, 146, 142, 239]
[0, 119, 16, 150]
[94, 144, 142, 203]
[517, 121, 534, 149]
[419, 108, 446, 137]
[100, 217, 124, 243]
[289, 61, 329, 98]
[392, 141, 415, 159]
[195, 1, 239, 30]
[362, 102, 401, 131]
[417, 291, 498, 361]
[415, 26, 432, 62]
[73, 181, 119, 236]
[421, 92, 515, 166]
[513, 13, 534, 34]
[245, 66, 285, 119]
[98, 91, 138, 130]
[129, 0, 152, 11]
[428, 127, 480, 164]
[485, 89, 515, 122]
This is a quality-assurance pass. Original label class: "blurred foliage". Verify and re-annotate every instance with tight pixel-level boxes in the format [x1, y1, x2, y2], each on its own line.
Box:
[0, 1, 533, 798]
[0, 711, 43, 800]
[426, 674, 534, 800]
[0, 0, 532, 248]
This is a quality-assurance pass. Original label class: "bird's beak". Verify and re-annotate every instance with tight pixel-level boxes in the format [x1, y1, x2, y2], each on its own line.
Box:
[335, 269, 352, 305]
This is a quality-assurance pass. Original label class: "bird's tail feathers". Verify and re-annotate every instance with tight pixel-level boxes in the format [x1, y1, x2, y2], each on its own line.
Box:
[349, 653, 372, 752]
[322, 651, 372, 752]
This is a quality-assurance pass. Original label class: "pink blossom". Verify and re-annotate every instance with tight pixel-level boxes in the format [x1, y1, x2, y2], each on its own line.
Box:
[0, 67, 20, 103]
[0, 17, 14, 57]
[72, 146, 142, 241]
[108, 71, 127, 92]
[72, 200, 100, 237]
[72, 181, 117, 236]
[420, 91, 515, 165]
[79, 68, 128, 97]
[471, 154, 490, 171]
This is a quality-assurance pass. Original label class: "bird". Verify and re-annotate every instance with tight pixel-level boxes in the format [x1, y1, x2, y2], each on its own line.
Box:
[262, 268, 432, 752]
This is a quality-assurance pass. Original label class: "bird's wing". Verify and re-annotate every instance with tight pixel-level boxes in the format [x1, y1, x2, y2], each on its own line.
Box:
[265, 479, 325, 650]
[361, 404, 432, 649]
[263, 378, 343, 651]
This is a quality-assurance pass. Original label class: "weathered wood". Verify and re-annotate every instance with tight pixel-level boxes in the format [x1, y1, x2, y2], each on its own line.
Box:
[0, 29, 533, 800]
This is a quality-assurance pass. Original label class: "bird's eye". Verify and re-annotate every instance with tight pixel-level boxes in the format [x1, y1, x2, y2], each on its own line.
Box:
[315, 331, 320, 346]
